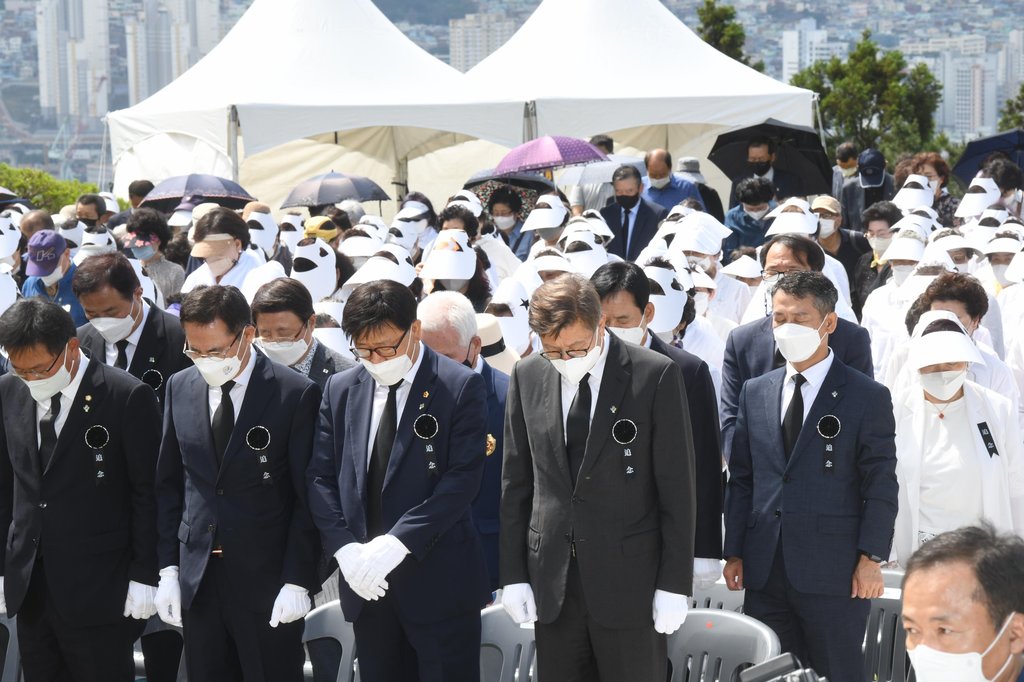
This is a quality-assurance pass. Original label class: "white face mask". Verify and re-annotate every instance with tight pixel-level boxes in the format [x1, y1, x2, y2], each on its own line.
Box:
[206, 253, 238, 278]
[693, 292, 710, 317]
[493, 215, 517, 230]
[773, 318, 827, 364]
[908, 613, 1015, 682]
[41, 263, 65, 287]
[892, 264, 916, 286]
[608, 322, 646, 346]
[992, 264, 1011, 287]
[22, 344, 73, 403]
[90, 297, 139, 345]
[649, 175, 671, 190]
[919, 369, 967, 402]
[818, 218, 837, 238]
[193, 338, 246, 388]
[841, 165, 858, 178]
[360, 352, 413, 387]
[549, 333, 602, 384]
[929, 179, 941, 195]
[744, 207, 769, 221]
[868, 236, 892, 255]
[255, 333, 311, 367]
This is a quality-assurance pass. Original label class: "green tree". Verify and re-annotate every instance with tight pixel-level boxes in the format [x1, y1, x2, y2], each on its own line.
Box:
[999, 82, 1024, 131]
[695, 0, 764, 73]
[0, 164, 98, 214]
[791, 31, 941, 161]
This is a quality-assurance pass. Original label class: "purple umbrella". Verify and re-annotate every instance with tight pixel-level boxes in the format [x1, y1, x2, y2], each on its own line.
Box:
[495, 136, 609, 176]
[139, 174, 256, 213]
[280, 171, 390, 209]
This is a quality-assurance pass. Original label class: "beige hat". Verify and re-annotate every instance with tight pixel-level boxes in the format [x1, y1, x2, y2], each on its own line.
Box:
[190, 232, 236, 259]
[810, 195, 841, 215]
[476, 313, 520, 377]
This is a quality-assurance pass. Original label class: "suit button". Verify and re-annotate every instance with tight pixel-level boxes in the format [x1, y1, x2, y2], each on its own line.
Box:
[208, 524, 216, 532]
[774, 510, 782, 518]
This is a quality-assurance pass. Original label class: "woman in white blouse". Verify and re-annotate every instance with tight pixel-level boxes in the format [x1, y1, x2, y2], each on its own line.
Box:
[892, 317, 1024, 565]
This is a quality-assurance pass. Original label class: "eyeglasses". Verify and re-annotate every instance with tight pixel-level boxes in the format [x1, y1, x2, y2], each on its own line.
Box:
[11, 345, 66, 380]
[350, 328, 409, 360]
[257, 322, 307, 344]
[539, 333, 596, 361]
[183, 329, 244, 361]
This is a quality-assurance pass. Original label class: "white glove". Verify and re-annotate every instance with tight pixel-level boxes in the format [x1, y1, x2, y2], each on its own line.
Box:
[154, 566, 182, 627]
[124, 580, 158, 620]
[692, 558, 723, 591]
[501, 583, 537, 624]
[0, 576, 6, 616]
[269, 583, 311, 627]
[334, 543, 386, 602]
[653, 589, 689, 635]
[351, 535, 410, 595]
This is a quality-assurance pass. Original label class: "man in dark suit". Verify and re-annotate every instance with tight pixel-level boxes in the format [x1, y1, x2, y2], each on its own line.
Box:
[0, 298, 162, 681]
[591, 261, 723, 589]
[73, 252, 191, 403]
[251, 278, 354, 390]
[721, 234, 873, 461]
[307, 280, 490, 682]
[601, 164, 669, 261]
[728, 136, 804, 208]
[500, 273, 695, 680]
[155, 285, 322, 681]
[724, 272, 898, 682]
[417, 291, 508, 593]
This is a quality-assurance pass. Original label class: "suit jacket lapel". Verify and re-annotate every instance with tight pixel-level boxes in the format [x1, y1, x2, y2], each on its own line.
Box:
[539, 358, 572, 488]
[579, 336, 630, 481]
[79, 328, 105, 365]
[762, 371, 786, 467]
[129, 305, 163, 375]
[218, 352, 275, 481]
[787, 361, 848, 471]
[384, 347, 437, 491]
[7, 382, 42, 481]
[47, 361, 104, 474]
[345, 372, 376, 506]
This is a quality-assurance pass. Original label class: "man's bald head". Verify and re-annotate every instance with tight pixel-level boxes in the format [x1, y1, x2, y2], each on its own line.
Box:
[19, 210, 53, 238]
[645, 149, 673, 181]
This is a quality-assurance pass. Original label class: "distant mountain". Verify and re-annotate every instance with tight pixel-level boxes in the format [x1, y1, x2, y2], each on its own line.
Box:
[372, 0, 476, 25]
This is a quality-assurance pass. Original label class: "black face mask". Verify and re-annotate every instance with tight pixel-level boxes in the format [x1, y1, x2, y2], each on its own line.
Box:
[749, 161, 772, 176]
[615, 194, 640, 210]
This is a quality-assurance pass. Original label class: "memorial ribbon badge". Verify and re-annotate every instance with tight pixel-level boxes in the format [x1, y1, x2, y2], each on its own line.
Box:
[817, 415, 841, 473]
[414, 413, 439, 476]
[84, 425, 110, 485]
[612, 418, 638, 479]
[246, 426, 273, 485]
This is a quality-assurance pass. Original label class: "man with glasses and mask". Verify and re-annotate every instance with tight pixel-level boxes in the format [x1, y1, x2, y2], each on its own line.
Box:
[500, 273, 695, 681]
[722, 234, 872, 461]
[307, 279, 489, 682]
[724, 271, 898, 682]
[601, 165, 668, 262]
[0, 298, 162, 681]
[902, 523, 1024, 682]
[417, 290, 508, 593]
[155, 284, 321, 681]
[251, 278, 352, 390]
[73, 252, 190, 403]
[21, 229, 87, 326]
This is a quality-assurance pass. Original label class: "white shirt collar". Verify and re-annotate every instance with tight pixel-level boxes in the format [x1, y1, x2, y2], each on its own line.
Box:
[230, 345, 259, 388]
[124, 300, 150, 348]
[785, 347, 834, 388]
[473, 354, 485, 374]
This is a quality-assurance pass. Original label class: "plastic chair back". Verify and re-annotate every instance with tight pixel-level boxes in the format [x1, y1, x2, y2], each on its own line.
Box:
[864, 593, 913, 682]
[0, 613, 18, 682]
[303, 601, 357, 682]
[480, 605, 537, 682]
[668, 609, 781, 682]
[690, 580, 745, 613]
[882, 568, 905, 589]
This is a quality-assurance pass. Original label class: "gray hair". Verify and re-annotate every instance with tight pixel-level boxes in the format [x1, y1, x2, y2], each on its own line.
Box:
[337, 199, 365, 226]
[417, 291, 478, 347]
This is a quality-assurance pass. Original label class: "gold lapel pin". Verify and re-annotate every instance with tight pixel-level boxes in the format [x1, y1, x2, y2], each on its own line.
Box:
[422, 390, 429, 399]
[84, 395, 92, 401]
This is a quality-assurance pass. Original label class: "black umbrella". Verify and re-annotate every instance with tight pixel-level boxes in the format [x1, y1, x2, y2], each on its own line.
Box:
[708, 119, 832, 195]
[952, 129, 1024, 185]
[139, 174, 256, 213]
[464, 168, 556, 195]
[280, 171, 390, 209]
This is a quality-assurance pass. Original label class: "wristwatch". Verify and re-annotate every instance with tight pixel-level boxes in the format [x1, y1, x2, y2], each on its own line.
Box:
[859, 550, 884, 563]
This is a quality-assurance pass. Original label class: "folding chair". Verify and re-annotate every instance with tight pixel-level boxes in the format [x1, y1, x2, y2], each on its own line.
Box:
[863, 593, 913, 682]
[303, 601, 357, 682]
[882, 568, 905, 589]
[479, 605, 537, 682]
[691, 580, 745, 613]
[667, 609, 781, 682]
[0, 613, 18, 682]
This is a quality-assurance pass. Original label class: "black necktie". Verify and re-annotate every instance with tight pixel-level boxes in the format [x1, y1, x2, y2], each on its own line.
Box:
[782, 374, 807, 460]
[38, 394, 61, 471]
[623, 208, 632, 257]
[212, 380, 236, 466]
[367, 383, 400, 536]
[114, 339, 129, 370]
[565, 373, 592, 486]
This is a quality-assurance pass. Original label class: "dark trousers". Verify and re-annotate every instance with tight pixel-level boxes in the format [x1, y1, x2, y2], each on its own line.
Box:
[353, 591, 481, 682]
[18, 558, 142, 682]
[182, 557, 305, 682]
[744, 543, 869, 682]
[535, 558, 667, 682]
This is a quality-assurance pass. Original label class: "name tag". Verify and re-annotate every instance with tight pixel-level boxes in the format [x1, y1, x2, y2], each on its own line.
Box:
[977, 422, 999, 458]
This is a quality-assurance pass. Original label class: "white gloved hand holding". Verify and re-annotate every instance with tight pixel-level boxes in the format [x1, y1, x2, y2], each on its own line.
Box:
[0, 576, 6, 616]
[501, 583, 537, 624]
[154, 566, 182, 627]
[269, 584, 311, 627]
[351, 535, 409, 595]
[334, 543, 386, 601]
[692, 558, 723, 591]
[124, 580, 158, 620]
[653, 589, 689, 635]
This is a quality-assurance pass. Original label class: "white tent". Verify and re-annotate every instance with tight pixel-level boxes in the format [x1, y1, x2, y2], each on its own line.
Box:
[466, 0, 816, 195]
[106, 0, 524, 210]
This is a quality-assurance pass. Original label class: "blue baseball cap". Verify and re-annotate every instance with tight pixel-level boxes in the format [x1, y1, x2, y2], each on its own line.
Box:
[858, 149, 887, 189]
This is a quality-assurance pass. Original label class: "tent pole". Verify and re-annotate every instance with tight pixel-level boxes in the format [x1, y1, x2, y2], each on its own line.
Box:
[522, 101, 538, 142]
[812, 94, 827, 149]
[392, 156, 409, 203]
[228, 106, 240, 182]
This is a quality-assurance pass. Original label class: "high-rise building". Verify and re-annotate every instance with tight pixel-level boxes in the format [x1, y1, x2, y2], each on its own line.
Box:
[35, 0, 110, 119]
[449, 13, 515, 72]
[922, 51, 999, 140]
[780, 18, 848, 84]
